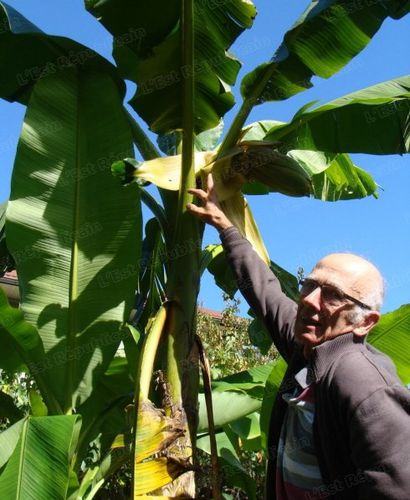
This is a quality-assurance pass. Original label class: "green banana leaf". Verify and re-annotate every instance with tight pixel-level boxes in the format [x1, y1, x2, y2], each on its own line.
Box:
[198, 363, 275, 432]
[76, 446, 130, 500]
[198, 390, 261, 432]
[0, 288, 63, 411]
[0, 415, 81, 500]
[228, 411, 262, 452]
[204, 244, 238, 298]
[0, 418, 25, 469]
[368, 304, 410, 385]
[0, 288, 45, 367]
[259, 357, 287, 451]
[0, 2, 123, 104]
[133, 218, 166, 329]
[85, 0, 256, 134]
[288, 150, 379, 201]
[248, 316, 273, 355]
[211, 363, 274, 396]
[6, 63, 141, 412]
[75, 357, 133, 468]
[158, 120, 225, 155]
[241, 0, 410, 105]
[265, 76, 410, 154]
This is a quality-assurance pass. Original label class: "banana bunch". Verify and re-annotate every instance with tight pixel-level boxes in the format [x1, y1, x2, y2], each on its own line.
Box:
[229, 141, 312, 197]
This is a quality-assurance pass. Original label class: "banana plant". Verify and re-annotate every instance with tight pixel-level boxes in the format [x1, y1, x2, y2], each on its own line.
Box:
[0, 0, 409, 498]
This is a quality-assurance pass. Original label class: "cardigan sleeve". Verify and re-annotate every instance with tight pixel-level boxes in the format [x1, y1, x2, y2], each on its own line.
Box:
[349, 383, 410, 499]
[220, 226, 297, 362]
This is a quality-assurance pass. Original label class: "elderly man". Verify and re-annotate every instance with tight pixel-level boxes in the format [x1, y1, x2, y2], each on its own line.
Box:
[187, 175, 410, 499]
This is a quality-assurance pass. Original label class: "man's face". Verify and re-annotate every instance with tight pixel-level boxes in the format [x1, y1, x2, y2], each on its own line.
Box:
[294, 254, 378, 357]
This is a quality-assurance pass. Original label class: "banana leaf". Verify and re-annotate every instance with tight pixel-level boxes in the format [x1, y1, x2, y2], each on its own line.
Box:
[6, 64, 141, 412]
[265, 76, 410, 154]
[0, 2, 123, 104]
[74, 357, 134, 469]
[133, 218, 166, 329]
[0, 415, 81, 500]
[198, 363, 275, 432]
[259, 357, 287, 451]
[288, 150, 379, 201]
[85, 0, 256, 134]
[241, 0, 410, 105]
[368, 304, 410, 385]
[0, 418, 25, 469]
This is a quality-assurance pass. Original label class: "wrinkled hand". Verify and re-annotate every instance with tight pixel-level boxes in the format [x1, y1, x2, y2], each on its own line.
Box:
[186, 173, 233, 232]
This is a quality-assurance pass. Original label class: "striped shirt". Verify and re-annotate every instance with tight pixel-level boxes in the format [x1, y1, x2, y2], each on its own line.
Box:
[276, 367, 323, 499]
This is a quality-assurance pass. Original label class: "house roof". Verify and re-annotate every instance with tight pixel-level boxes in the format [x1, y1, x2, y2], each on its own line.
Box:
[0, 269, 19, 307]
[197, 306, 223, 320]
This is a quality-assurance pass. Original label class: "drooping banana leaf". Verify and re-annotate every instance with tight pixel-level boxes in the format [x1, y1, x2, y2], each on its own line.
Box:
[265, 76, 410, 154]
[133, 218, 166, 329]
[6, 64, 141, 413]
[85, 0, 256, 134]
[0, 418, 25, 469]
[0, 287, 63, 412]
[158, 120, 225, 155]
[0, 415, 81, 500]
[259, 356, 287, 451]
[288, 150, 379, 201]
[228, 412, 262, 453]
[74, 357, 134, 470]
[368, 304, 410, 385]
[241, 0, 410, 106]
[0, 2, 123, 104]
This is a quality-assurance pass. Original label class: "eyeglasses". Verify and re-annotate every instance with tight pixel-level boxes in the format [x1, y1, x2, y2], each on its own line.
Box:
[298, 278, 372, 310]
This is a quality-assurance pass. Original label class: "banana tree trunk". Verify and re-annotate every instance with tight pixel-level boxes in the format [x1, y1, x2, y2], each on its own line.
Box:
[159, 200, 202, 496]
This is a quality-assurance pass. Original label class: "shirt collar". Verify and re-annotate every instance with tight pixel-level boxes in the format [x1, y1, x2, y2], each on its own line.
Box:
[309, 332, 366, 381]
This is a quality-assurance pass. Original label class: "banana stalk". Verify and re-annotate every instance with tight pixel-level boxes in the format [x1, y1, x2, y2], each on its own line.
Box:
[132, 304, 189, 497]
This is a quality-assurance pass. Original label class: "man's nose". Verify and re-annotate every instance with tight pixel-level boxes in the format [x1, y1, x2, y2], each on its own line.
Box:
[301, 285, 322, 309]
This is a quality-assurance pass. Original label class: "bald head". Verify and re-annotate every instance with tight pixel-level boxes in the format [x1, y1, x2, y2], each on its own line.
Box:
[313, 253, 384, 311]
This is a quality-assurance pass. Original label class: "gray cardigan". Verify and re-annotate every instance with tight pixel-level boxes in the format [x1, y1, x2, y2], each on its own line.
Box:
[220, 227, 410, 499]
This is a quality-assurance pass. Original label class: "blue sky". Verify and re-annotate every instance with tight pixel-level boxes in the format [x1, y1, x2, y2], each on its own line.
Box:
[1, 1, 409, 315]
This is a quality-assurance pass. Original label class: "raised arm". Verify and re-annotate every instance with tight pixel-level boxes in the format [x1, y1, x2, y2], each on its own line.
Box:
[187, 174, 297, 361]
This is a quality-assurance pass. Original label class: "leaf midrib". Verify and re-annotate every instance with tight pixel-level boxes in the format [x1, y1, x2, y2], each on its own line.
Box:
[15, 418, 29, 500]
[66, 71, 81, 414]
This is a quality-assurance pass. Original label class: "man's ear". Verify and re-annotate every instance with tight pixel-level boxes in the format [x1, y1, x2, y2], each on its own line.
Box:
[352, 311, 381, 337]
